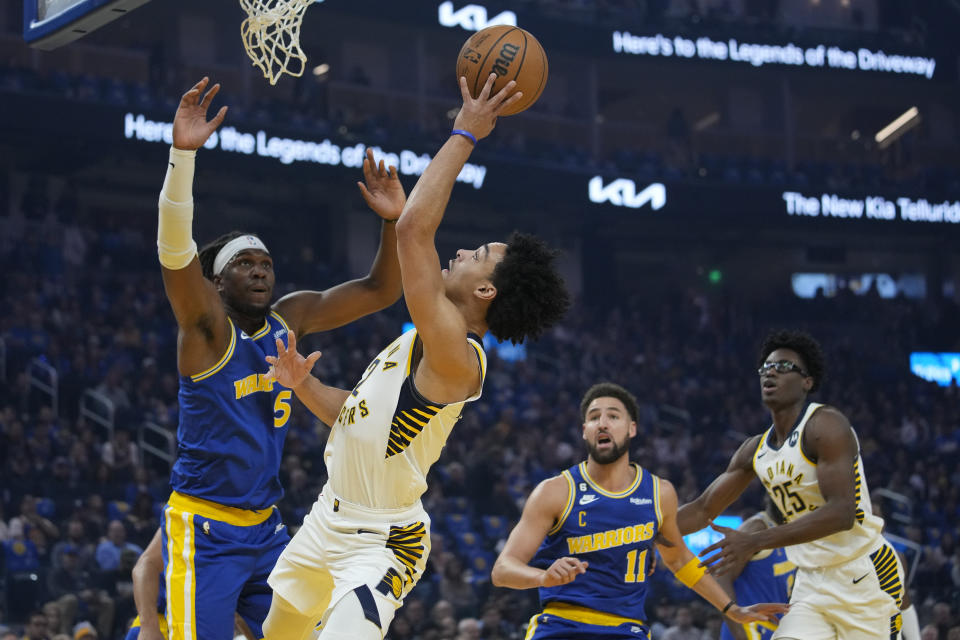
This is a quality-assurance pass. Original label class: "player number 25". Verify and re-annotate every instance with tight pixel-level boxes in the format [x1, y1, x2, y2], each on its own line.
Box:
[771, 480, 807, 517]
[274, 390, 292, 428]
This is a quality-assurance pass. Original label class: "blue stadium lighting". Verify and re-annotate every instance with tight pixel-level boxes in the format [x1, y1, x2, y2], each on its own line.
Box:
[910, 353, 960, 387]
[682, 515, 743, 558]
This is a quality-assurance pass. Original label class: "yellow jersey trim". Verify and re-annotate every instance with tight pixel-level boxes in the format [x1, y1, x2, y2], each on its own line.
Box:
[248, 318, 271, 340]
[190, 318, 237, 382]
[468, 338, 486, 380]
[542, 602, 645, 627]
[548, 471, 575, 536]
[653, 475, 663, 528]
[797, 427, 818, 467]
[269, 309, 290, 332]
[579, 462, 643, 498]
[752, 428, 771, 472]
[405, 330, 417, 377]
[167, 491, 274, 527]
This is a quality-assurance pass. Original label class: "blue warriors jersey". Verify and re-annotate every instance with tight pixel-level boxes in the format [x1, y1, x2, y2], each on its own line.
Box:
[532, 462, 662, 624]
[171, 311, 292, 510]
[720, 517, 795, 640]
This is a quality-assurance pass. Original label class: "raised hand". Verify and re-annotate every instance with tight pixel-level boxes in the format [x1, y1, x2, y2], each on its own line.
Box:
[453, 73, 523, 141]
[725, 602, 790, 625]
[172, 77, 228, 151]
[540, 557, 588, 587]
[264, 331, 321, 389]
[357, 148, 405, 221]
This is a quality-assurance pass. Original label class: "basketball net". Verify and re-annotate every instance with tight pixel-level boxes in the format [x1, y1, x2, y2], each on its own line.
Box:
[239, 0, 312, 85]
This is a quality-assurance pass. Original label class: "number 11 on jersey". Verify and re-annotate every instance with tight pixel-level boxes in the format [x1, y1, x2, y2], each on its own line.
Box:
[624, 549, 648, 583]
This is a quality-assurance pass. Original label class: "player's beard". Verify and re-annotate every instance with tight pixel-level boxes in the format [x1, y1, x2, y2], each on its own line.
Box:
[586, 435, 630, 465]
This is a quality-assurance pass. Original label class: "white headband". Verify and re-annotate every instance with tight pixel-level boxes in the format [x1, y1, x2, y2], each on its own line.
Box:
[213, 235, 270, 275]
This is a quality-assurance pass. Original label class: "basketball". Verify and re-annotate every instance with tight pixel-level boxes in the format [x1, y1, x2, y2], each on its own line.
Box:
[456, 25, 548, 116]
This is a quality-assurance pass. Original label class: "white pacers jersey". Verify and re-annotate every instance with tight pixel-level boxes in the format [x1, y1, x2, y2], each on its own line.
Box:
[752, 402, 884, 569]
[325, 328, 486, 509]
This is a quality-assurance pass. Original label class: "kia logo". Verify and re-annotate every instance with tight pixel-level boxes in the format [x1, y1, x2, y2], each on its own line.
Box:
[438, 2, 517, 31]
[588, 177, 666, 210]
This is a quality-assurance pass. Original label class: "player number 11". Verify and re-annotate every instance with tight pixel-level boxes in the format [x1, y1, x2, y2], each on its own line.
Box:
[624, 549, 648, 583]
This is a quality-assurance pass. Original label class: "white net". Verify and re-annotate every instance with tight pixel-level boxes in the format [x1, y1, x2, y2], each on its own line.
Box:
[239, 0, 312, 85]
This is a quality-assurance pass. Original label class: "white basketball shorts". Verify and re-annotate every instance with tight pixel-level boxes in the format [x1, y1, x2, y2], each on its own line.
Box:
[268, 485, 431, 635]
[774, 541, 905, 640]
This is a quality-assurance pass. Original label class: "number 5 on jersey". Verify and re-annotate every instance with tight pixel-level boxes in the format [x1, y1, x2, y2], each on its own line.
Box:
[274, 390, 292, 427]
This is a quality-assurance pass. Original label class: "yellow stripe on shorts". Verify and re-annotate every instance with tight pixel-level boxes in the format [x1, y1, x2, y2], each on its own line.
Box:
[165, 505, 198, 640]
[524, 613, 541, 640]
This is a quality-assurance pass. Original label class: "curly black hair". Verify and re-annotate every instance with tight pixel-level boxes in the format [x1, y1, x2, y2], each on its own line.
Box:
[198, 230, 252, 280]
[579, 382, 640, 424]
[758, 329, 826, 393]
[486, 231, 570, 345]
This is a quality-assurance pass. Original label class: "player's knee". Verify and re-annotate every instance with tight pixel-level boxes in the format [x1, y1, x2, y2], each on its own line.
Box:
[263, 593, 316, 640]
[319, 589, 391, 640]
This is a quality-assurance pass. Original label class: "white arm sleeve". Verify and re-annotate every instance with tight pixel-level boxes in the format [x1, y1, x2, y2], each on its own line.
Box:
[158, 146, 199, 270]
[900, 604, 920, 640]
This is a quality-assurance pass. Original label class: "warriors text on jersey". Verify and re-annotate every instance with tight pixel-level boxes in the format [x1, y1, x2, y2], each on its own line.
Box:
[324, 328, 486, 509]
[532, 462, 663, 624]
[752, 402, 884, 568]
[172, 311, 292, 510]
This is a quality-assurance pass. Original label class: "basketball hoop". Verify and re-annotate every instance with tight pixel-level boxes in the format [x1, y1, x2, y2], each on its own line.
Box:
[239, 0, 312, 85]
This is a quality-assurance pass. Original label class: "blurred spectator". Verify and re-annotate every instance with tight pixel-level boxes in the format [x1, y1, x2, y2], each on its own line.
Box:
[123, 494, 157, 550]
[455, 617, 481, 640]
[94, 521, 141, 572]
[100, 429, 138, 482]
[3, 518, 40, 572]
[922, 624, 940, 640]
[47, 546, 114, 639]
[72, 621, 98, 640]
[438, 554, 479, 619]
[662, 605, 704, 640]
[21, 612, 50, 640]
[12, 495, 60, 542]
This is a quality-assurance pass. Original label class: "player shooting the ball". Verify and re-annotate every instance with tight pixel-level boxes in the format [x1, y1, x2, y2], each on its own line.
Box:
[259, 73, 570, 640]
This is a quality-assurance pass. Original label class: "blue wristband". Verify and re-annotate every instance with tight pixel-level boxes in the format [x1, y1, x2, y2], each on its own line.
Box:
[451, 129, 477, 145]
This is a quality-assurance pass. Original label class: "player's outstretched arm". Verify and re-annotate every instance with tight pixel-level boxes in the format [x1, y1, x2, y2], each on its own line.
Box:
[701, 408, 860, 575]
[656, 479, 789, 625]
[132, 529, 164, 640]
[677, 435, 760, 535]
[393, 74, 522, 404]
[275, 148, 403, 337]
[264, 331, 349, 427]
[158, 77, 232, 377]
[492, 475, 586, 589]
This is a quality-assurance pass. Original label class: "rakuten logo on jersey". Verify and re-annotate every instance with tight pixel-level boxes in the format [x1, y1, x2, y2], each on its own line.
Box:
[588, 177, 667, 210]
[438, 2, 517, 31]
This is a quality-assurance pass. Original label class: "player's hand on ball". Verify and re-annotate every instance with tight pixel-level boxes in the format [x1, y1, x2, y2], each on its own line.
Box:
[724, 602, 790, 625]
[264, 331, 321, 389]
[540, 557, 588, 587]
[357, 147, 405, 221]
[454, 73, 523, 141]
[173, 77, 228, 151]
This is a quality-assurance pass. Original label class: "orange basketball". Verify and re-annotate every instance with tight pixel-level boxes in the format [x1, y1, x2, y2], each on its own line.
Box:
[456, 25, 548, 116]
